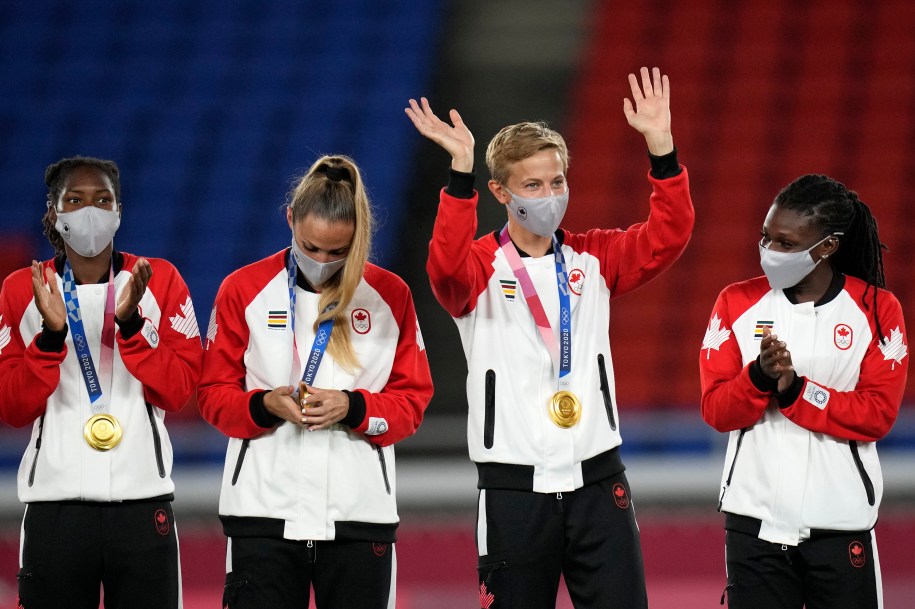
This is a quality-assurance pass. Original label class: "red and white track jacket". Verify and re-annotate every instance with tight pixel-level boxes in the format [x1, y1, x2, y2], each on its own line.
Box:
[700, 274, 908, 545]
[197, 249, 432, 542]
[0, 253, 202, 502]
[427, 166, 693, 494]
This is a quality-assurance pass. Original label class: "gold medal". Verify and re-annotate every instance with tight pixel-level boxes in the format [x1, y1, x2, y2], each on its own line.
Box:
[299, 381, 311, 409]
[548, 391, 582, 428]
[84, 413, 122, 450]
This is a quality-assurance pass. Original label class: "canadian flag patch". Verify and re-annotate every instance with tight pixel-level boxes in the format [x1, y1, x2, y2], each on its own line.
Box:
[351, 308, 371, 334]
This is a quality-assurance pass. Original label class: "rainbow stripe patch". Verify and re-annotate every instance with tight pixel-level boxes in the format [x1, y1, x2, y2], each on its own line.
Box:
[268, 310, 288, 329]
[754, 320, 775, 339]
[500, 279, 517, 301]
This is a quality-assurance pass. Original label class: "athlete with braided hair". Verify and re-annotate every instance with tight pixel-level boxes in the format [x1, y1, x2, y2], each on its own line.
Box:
[699, 174, 908, 609]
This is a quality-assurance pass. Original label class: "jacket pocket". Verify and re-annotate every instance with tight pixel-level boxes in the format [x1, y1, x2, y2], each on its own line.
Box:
[27, 415, 46, 487]
[231, 439, 251, 486]
[597, 354, 616, 431]
[375, 445, 392, 495]
[849, 441, 876, 506]
[484, 369, 496, 449]
[718, 428, 747, 511]
[146, 403, 166, 478]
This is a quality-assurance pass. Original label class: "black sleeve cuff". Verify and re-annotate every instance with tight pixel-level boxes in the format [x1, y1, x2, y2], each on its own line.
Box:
[36, 323, 68, 353]
[648, 147, 682, 179]
[445, 168, 476, 199]
[749, 357, 779, 393]
[115, 309, 144, 339]
[249, 390, 282, 428]
[778, 374, 804, 408]
[341, 390, 367, 429]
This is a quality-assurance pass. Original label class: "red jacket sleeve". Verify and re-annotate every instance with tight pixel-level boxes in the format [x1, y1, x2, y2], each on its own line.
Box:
[426, 188, 497, 318]
[0, 265, 66, 427]
[566, 168, 694, 299]
[354, 271, 433, 447]
[780, 293, 907, 441]
[699, 288, 773, 432]
[196, 270, 268, 439]
[116, 258, 203, 413]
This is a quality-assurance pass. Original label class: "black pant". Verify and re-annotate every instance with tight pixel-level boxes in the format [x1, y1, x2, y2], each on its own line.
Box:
[223, 536, 395, 609]
[476, 472, 648, 609]
[724, 528, 881, 609]
[17, 499, 180, 609]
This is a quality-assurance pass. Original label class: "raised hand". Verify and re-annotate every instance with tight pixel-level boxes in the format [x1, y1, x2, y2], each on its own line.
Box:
[405, 97, 475, 173]
[623, 67, 673, 156]
[31, 261, 66, 332]
[116, 258, 152, 321]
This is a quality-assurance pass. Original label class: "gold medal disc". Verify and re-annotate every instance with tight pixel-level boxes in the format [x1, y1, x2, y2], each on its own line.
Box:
[299, 381, 311, 409]
[84, 414, 122, 450]
[548, 391, 582, 428]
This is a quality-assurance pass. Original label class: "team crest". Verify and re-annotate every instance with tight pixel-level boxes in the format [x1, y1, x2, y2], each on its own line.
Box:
[373, 542, 387, 557]
[834, 324, 853, 350]
[612, 483, 630, 509]
[848, 541, 865, 567]
[568, 268, 585, 295]
[154, 509, 170, 535]
[351, 308, 371, 334]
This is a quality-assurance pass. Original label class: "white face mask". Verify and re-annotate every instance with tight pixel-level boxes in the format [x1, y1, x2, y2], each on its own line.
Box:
[54, 206, 121, 258]
[758, 234, 834, 289]
[291, 238, 347, 288]
[505, 188, 569, 238]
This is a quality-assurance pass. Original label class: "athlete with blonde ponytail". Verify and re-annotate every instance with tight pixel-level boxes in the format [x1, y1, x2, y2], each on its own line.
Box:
[198, 154, 433, 609]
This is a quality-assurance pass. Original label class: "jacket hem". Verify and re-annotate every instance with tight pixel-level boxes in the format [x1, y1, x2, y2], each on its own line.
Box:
[475, 447, 625, 491]
[220, 515, 398, 543]
[723, 512, 875, 540]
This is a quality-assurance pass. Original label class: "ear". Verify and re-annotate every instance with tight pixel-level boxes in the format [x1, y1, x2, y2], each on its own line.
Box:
[488, 180, 511, 206]
[286, 206, 295, 230]
[820, 235, 840, 260]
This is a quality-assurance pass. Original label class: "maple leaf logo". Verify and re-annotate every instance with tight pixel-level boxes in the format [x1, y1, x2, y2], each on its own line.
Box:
[157, 512, 166, 523]
[169, 295, 200, 339]
[479, 582, 495, 609]
[615, 486, 625, 497]
[206, 306, 218, 348]
[838, 327, 849, 337]
[569, 271, 582, 283]
[701, 313, 731, 359]
[354, 311, 367, 321]
[0, 315, 11, 355]
[878, 326, 908, 370]
[851, 544, 862, 556]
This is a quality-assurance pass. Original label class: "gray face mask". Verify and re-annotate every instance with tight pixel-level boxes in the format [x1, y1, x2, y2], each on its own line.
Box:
[291, 238, 347, 288]
[54, 206, 121, 258]
[758, 233, 837, 289]
[505, 188, 570, 238]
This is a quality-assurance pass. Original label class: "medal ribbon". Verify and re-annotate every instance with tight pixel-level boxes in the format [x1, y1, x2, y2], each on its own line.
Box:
[287, 249, 335, 387]
[498, 225, 572, 381]
[62, 259, 116, 412]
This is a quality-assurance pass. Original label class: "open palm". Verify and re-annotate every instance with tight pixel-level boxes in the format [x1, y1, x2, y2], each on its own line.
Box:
[405, 97, 474, 172]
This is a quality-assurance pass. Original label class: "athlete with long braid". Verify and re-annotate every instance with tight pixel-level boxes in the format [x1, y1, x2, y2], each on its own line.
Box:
[700, 174, 908, 609]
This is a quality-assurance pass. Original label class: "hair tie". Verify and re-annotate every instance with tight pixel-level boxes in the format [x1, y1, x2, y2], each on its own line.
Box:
[322, 165, 349, 183]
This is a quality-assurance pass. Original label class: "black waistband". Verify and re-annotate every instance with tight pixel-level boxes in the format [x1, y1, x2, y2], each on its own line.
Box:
[26, 493, 175, 506]
[220, 515, 398, 543]
[476, 447, 625, 491]
[724, 512, 874, 540]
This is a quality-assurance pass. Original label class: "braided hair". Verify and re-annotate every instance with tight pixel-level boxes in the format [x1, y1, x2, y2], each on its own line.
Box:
[774, 174, 888, 343]
[41, 156, 121, 256]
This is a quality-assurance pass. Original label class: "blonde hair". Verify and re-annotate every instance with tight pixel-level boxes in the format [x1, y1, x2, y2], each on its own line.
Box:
[288, 154, 373, 372]
[484, 121, 570, 184]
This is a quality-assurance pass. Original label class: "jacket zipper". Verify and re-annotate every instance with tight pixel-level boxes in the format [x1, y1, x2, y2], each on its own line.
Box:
[27, 415, 46, 487]
[483, 369, 496, 448]
[718, 428, 747, 511]
[849, 441, 876, 506]
[146, 403, 166, 478]
[375, 445, 391, 494]
[597, 354, 616, 431]
[232, 439, 250, 486]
